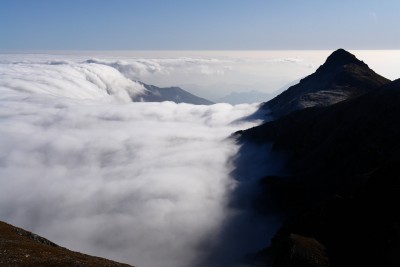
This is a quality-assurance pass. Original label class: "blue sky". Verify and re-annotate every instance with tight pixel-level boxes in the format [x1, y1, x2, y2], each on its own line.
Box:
[1, 0, 399, 50]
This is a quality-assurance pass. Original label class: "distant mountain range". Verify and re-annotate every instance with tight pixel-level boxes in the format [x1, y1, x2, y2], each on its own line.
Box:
[236, 49, 400, 266]
[217, 81, 296, 104]
[133, 82, 214, 105]
[218, 90, 271, 104]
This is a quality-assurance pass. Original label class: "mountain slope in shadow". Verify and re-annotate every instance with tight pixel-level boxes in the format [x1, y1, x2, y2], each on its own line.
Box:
[231, 49, 400, 267]
[237, 78, 400, 267]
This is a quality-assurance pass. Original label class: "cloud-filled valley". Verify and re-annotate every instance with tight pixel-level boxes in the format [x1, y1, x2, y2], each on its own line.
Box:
[2, 0, 400, 265]
[0, 57, 266, 267]
[1, 50, 399, 266]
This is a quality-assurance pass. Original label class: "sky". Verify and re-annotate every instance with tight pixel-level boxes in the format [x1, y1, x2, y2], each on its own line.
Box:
[1, 0, 399, 50]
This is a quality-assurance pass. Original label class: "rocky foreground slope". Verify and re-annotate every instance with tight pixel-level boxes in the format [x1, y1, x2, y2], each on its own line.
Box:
[0, 221, 132, 267]
[236, 50, 400, 266]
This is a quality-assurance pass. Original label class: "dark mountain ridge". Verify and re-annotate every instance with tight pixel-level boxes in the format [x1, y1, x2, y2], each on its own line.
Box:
[240, 78, 400, 195]
[234, 50, 400, 266]
[261, 49, 390, 118]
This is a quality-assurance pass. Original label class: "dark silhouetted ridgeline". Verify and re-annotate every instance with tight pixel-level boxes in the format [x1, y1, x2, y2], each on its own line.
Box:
[236, 50, 400, 267]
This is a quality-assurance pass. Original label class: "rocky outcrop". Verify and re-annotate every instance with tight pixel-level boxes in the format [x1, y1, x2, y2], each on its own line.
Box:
[270, 234, 330, 267]
[0, 221, 132, 267]
[260, 49, 390, 118]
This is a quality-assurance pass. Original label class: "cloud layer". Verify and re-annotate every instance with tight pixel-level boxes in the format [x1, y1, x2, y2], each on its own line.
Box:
[0, 51, 326, 101]
[6, 50, 397, 265]
[0, 61, 146, 102]
[0, 68, 261, 267]
[0, 54, 311, 267]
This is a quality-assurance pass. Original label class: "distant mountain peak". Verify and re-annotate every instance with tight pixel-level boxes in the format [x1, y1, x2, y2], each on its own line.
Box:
[133, 82, 214, 105]
[318, 49, 367, 72]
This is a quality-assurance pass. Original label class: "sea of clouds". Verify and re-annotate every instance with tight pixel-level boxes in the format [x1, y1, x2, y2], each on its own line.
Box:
[0, 60, 146, 102]
[2, 50, 398, 101]
[1, 50, 399, 266]
[0, 51, 324, 102]
[0, 58, 267, 267]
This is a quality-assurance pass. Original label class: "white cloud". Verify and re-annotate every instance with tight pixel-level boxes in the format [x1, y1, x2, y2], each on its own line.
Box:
[85, 58, 167, 77]
[85, 57, 234, 78]
[0, 77, 261, 267]
[0, 52, 325, 101]
[0, 61, 146, 103]
[265, 57, 302, 63]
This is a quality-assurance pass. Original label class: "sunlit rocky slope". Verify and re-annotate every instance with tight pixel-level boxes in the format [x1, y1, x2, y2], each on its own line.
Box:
[0, 221, 132, 267]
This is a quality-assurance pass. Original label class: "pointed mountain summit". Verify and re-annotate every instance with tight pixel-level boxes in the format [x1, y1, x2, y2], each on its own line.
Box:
[318, 48, 368, 71]
[261, 49, 390, 118]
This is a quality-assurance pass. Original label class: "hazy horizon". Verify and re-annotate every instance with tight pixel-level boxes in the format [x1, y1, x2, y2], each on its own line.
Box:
[2, 49, 399, 102]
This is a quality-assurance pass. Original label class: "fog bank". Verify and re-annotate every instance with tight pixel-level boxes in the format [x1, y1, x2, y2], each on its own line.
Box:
[0, 82, 262, 266]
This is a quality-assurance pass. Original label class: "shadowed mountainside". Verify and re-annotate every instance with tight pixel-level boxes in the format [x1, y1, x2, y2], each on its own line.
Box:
[0, 221, 133, 267]
[237, 78, 400, 266]
[260, 49, 390, 118]
[231, 49, 400, 266]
